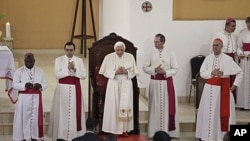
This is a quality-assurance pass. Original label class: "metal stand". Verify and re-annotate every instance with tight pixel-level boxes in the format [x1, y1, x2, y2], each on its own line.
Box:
[71, 0, 97, 57]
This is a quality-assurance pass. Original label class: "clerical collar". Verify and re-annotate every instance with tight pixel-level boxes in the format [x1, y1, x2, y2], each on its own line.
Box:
[214, 53, 222, 58]
[224, 30, 231, 35]
[25, 66, 34, 71]
[158, 48, 164, 53]
[65, 55, 73, 60]
[116, 54, 123, 59]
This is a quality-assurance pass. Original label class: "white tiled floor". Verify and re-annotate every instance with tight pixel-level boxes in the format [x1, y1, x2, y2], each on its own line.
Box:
[1, 53, 250, 141]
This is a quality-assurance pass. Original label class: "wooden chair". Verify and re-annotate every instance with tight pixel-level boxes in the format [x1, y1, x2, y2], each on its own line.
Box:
[88, 32, 140, 134]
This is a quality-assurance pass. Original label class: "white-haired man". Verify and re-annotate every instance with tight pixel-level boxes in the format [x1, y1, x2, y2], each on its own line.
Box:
[196, 38, 243, 141]
[99, 41, 138, 136]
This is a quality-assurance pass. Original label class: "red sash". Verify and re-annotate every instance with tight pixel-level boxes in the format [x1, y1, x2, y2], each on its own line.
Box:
[19, 89, 43, 137]
[151, 74, 176, 131]
[225, 53, 235, 60]
[243, 43, 250, 51]
[206, 77, 230, 132]
[59, 76, 82, 131]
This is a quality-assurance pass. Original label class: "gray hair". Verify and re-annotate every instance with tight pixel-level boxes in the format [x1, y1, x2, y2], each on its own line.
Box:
[114, 41, 126, 50]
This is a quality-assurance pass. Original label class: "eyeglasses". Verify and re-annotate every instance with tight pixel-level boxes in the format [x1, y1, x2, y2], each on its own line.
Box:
[65, 49, 74, 52]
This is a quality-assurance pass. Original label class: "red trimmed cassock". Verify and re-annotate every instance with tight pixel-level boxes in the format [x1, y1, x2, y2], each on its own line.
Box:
[195, 53, 243, 141]
[236, 27, 250, 109]
[143, 47, 180, 138]
[48, 55, 87, 140]
[12, 66, 48, 140]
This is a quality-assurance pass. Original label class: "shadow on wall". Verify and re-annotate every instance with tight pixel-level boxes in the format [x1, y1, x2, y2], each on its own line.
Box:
[136, 39, 154, 99]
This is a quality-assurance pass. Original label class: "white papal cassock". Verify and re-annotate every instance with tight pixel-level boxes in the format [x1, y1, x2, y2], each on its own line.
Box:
[48, 55, 86, 140]
[12, 66, 48, 141]
[196, 53, 243, 141]
[143, 48, 180, 138]
[210, 30, 239, 54]
[236, 28, 250, 109]
[99, 52, 138, 134]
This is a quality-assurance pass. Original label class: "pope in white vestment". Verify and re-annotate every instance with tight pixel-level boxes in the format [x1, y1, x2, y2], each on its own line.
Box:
[12, 53, 48, 141]
[48, 42, 87, 140]
[236, 17, 250, 109]
[99, 41, 138, 135]
[143, 33, 180, 138]
[196, 38, 243, 141]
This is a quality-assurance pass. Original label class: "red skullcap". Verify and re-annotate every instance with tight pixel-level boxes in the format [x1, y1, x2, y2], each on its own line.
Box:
[226, 18, 235, 24]
[25, 52, 34, 57]
[214, 38, 223, 44]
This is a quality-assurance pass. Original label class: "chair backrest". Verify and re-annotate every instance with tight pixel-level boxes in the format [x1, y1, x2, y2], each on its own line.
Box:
[195, 73, 206, 109]
[190, 55, 205, 80]
[88, 32, 138, 93]
[88, 32, 140, 134]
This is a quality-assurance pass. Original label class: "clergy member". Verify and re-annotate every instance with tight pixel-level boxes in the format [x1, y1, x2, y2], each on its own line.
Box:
[12, 52, 48, 141]
[99, 41, 138, 136]
[196, 38, 243, 141]
[236, 17, 250, 110]
[48, 42, 87, 141]
[209, 18, 240, 102]
[143, 33, 180, 138]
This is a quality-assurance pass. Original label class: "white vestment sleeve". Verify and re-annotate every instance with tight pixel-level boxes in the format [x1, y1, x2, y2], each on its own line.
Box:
[12, 68, 26, 91]
[126, 54, 138, 79]
[54, 57, 69, 79]
[165, 51, 178, 77]
[142, 52, 156, 76]
[200, 56, 213, 79]
[99, 55, 116, 79]
[74, 58, 87, 80]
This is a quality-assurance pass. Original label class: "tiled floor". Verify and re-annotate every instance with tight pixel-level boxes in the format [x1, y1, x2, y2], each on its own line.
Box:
[1, 53, 250, 141]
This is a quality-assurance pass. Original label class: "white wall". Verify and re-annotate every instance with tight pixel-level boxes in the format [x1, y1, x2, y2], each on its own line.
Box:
[100, 0, 246, 97]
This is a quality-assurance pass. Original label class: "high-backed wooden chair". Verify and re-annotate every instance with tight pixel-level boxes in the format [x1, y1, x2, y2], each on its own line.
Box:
[88, 32, 140, 134]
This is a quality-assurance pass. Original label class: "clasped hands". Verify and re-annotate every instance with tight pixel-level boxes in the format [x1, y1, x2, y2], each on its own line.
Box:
[211, 69, 223, 77]
[68, 61, 76, 72]
[155, 64, 165, 74]
[25, 82, 42, 90]
[211, 69, 237, 91]
[115, 67, 128, 75]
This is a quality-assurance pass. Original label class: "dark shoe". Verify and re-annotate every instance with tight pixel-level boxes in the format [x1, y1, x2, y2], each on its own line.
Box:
[57, 139, 66, 141]
[240, 108, 246, 111]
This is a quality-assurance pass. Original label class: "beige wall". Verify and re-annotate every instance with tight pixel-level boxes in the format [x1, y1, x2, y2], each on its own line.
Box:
[0, 0, 99, 49]
[173, 0, 250, 20]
